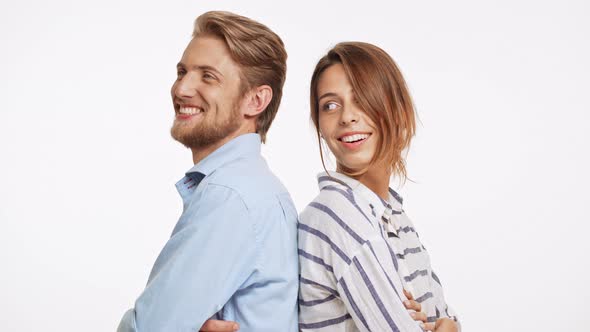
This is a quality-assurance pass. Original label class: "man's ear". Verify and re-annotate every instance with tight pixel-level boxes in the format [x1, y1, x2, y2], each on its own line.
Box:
[244, 85, 273, 117]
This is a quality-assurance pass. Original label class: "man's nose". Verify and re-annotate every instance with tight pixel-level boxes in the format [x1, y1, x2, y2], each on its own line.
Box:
[174, 74, 198, 98]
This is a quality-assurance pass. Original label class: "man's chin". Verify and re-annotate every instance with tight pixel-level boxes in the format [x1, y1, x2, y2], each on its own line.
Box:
[171, 129, 219, 150]
[170, 116, 242, 150]
[170, 126, 196, 148]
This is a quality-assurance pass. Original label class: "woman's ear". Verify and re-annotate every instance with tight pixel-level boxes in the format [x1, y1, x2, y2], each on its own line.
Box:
[244, 85, 273, 117]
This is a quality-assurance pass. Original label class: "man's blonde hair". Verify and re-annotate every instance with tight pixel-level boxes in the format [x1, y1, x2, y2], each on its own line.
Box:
[193, 11, 287, 143]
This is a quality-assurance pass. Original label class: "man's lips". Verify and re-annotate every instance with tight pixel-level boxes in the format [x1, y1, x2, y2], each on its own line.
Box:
[175, 104, 204, 120]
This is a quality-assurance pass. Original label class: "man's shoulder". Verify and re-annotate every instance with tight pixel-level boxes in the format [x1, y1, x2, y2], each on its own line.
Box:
[205, 156, 290, 208]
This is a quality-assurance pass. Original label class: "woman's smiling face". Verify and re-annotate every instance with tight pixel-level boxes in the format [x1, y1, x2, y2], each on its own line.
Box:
[317, 63, 378, 172]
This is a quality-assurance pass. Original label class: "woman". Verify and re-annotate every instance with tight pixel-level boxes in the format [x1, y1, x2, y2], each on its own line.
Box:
[297, 42, 460, 331]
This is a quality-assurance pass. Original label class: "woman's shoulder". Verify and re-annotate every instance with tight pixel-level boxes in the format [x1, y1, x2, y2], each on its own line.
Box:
[299, 183, 378, 245]
[300, 183, 353, 220]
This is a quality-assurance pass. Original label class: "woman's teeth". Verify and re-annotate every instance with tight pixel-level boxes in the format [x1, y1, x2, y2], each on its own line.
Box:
[341, 134, 369, 143]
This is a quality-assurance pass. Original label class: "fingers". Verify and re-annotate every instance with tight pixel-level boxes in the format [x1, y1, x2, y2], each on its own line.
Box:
[421, 322, 435, 331]
[410, 311, 427, 323]
[200, 319, 239, 332]
[403, 289, 414, 300]
[404, 299, 422, 312]
[404, 288, 425, 323]
[403, 289, 421, 312]
[434, 318, 458, 332]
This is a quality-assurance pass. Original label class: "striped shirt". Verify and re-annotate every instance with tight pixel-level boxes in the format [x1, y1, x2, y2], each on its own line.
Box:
[298, 172, 459, 331]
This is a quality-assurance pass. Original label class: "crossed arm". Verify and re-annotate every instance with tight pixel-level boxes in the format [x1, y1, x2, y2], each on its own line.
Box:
[200, 289, 457, 332]
[118, 185, 258, 332]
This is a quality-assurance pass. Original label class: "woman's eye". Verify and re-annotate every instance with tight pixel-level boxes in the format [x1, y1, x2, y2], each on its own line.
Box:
[203, 72, 216, 80]
[177, 69, 186, 78]
[323, 102, 338, 111]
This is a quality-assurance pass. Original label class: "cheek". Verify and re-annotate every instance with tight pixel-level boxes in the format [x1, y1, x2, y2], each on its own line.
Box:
[318, 114, 333, 136]
[362, 114, 377, 130]
[201, 86, 224, 106]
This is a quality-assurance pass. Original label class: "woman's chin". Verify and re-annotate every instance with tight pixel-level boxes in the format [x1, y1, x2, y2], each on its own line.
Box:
[337, 161, 369, 173]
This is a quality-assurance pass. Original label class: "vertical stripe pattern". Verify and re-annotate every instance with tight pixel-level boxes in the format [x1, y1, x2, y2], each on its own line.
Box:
[299, 172, 460, 331]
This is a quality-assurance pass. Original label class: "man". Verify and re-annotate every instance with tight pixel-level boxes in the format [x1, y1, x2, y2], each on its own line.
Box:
[118, 11, 298, 332]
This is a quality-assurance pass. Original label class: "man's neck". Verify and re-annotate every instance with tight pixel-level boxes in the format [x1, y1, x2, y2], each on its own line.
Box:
[191, 135, 236, 165]
[191, 126, 260, 165]
[190, 121, 259, 164]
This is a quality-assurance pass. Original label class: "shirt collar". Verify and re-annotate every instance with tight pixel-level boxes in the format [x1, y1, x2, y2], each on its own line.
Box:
[317, 171, 404, 216]
[185, 133, 261, 182]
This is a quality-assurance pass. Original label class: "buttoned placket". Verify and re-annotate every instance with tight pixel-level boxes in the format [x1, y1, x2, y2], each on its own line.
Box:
[381, 202, 416, 297]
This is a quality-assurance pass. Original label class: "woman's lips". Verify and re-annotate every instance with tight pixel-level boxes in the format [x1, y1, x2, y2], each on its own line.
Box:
[338, 133, 371, 150]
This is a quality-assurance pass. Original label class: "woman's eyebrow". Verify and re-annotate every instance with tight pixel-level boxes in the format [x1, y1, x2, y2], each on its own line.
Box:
[318, 92, 339, 101]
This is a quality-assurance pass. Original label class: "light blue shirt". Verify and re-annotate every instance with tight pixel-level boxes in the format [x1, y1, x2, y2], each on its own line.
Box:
[118, 134, 299, 332]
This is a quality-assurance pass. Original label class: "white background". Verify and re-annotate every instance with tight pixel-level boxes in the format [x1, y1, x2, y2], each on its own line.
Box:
[1, 0, 588, 331]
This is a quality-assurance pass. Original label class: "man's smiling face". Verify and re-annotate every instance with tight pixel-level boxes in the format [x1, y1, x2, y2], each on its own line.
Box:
[170, 35, 245, 149]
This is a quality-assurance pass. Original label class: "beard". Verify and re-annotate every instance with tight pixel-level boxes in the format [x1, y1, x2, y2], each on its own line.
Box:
[170, 101, 242, 150]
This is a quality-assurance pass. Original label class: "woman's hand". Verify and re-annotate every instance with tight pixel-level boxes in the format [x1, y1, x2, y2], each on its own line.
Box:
[421, 317, 458, 332]
[403, 289, 428, 324]
[404, 289, 458, 331]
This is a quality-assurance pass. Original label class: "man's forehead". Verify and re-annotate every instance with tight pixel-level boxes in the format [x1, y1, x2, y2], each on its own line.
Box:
[179, 36, 235, 69]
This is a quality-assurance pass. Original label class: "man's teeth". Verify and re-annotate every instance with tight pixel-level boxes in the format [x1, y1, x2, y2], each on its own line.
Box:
[341, 134, 369, 143]
[179, 106, 203, 115]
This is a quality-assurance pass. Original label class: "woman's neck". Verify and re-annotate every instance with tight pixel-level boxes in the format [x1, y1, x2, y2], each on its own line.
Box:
[340, 165, 391, 201]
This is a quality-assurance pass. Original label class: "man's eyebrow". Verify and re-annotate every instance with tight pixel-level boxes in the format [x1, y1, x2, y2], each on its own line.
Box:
[196, 65, 224, 78]
[318, 92, 339, 101]
[176, 62, 224, 78]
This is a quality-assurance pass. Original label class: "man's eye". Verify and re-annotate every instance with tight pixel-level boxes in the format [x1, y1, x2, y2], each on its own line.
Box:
[203, 73, 216, 80]
[177, 70, 186, 77]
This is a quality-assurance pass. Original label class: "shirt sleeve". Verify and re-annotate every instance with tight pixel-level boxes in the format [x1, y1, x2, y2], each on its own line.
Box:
[118, 183, 258, 332]
[446, 305, 461, 332]
[430, 269, 461, 330]
[336, 239, 424, 332]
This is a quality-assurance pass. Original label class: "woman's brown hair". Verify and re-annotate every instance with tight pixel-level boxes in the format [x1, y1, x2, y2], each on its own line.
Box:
[310, 42, 416, 182]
